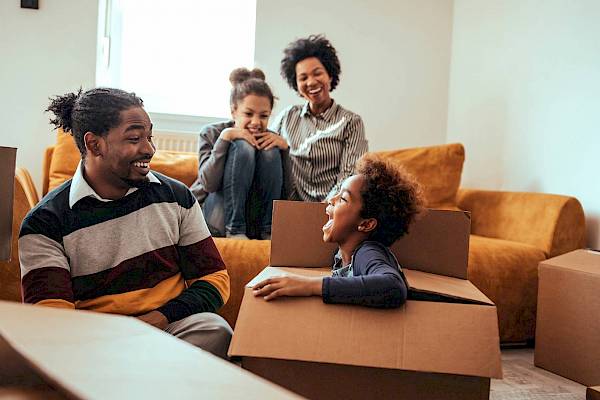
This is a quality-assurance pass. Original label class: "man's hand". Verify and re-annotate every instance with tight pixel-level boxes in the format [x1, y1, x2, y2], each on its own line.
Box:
[136, 310, 169, 329]
[253, 276, 323, 301]
[254, 131, 289, 151]
[220, 127, 259, 147]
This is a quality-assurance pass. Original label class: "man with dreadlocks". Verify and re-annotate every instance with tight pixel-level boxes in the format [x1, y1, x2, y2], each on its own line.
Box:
[18, 88, 232, 359]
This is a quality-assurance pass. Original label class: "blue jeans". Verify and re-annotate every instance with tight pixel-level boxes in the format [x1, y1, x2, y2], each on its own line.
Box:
[203, 140, 282, 237]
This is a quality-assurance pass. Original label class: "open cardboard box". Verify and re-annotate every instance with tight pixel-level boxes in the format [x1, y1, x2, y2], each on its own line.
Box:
[0, 301, 300, 399]
[229, 200, 502, 400]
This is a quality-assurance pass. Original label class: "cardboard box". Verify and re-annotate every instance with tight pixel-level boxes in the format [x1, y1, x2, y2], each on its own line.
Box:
[0, 146, 16, 261]
[535, 249, 600, 386]
[0, 301, 301, 399]
[229, 201, 502, 400]
[588, 386, 600, 400]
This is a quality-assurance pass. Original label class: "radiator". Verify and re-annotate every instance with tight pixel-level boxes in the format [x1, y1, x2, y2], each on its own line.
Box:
[154, 131, 198, 152]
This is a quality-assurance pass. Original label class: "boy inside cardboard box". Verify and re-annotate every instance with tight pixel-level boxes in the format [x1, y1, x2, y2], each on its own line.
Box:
[229, 156, 502, 400]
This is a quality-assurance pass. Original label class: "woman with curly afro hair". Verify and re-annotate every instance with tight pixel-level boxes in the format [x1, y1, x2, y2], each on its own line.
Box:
[253, 154, 424, 308]
[270, 34, 368, 203]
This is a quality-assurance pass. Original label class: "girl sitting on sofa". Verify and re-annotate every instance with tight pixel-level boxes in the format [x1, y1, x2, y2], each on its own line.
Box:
[252, 154, 424, 307]
[191, 68, 289, 240]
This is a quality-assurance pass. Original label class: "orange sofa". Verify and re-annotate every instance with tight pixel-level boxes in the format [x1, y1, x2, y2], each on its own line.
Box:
[0, 133, 586, 343]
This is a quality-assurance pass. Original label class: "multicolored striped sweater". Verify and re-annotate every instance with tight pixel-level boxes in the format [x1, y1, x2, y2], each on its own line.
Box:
[19, 169, 229, 323]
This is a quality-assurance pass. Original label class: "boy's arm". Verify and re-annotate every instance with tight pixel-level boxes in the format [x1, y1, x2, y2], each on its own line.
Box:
[322, 245, 407, 308]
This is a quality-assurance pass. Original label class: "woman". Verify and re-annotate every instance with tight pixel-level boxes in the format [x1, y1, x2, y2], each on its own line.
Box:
[191, 68, 288, 240]
[271, 34, 368, 202]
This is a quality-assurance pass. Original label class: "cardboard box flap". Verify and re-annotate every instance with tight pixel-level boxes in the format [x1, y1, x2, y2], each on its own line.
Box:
[0, 146, 17, 261]
[540, 249, 600, 275]
[405, 269, 494, 305]
[270, 201, 470, 279]
[231, 268, 502, 379]
[0, 301, 300, 399]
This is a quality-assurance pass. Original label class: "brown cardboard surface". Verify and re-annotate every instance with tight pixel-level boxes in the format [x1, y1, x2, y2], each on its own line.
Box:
[270, 200, 471, 278]
[232, 270, 502, 379]
[0, 147, 16, 261]
[535, 250, 600, 386]
[0, 301, 300, 400]
[588, 386, 600, 400]
[243, 358, 490, 400]
[405, 269, 493, 305]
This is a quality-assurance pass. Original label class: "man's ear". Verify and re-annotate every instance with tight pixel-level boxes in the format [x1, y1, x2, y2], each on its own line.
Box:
[84, 132, 102, 157]
[358, 218, 377, 233]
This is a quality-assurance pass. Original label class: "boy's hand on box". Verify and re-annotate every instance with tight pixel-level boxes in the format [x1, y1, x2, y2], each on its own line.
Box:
[253, 276, 323, 301]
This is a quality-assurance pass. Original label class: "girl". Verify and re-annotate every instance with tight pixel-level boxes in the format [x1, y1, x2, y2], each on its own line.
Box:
[252, 155, 424, 308]
[191, 68, 288, 240]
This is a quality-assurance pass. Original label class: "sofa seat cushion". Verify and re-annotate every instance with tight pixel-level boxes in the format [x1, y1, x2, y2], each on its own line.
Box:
[468, 234, 546, 342]
[374, 143, 465, 209]
[47, 131, 198, 192]
[214, 238, 270, 328]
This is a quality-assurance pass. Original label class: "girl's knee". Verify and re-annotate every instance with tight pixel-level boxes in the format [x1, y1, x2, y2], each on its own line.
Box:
[258, 148, 282, 165]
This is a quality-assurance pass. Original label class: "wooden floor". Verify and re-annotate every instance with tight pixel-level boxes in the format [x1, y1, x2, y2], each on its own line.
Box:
[491, 347, 586, 400]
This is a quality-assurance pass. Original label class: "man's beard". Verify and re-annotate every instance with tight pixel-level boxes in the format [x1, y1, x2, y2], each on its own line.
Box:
[121, 176, 151, 189]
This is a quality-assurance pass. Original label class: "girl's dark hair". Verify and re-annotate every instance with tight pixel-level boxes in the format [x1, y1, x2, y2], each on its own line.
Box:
[229, 67, 275, 110]
[280, 34, 341, 92]
[46, 88, 144, 157]
[356, 154, 425, 246]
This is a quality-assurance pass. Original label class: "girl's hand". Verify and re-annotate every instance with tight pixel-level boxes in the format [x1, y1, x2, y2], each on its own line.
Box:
[253, 276, 323, 300]
[221, 128, 259, 147]
[254, 131, 289, 151]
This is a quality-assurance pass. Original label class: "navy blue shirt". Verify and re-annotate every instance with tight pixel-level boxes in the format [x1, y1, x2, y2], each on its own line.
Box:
[322, 241, 408, 308]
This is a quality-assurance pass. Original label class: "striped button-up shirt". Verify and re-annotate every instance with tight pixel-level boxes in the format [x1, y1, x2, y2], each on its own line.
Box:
[270, 100, 368, 202]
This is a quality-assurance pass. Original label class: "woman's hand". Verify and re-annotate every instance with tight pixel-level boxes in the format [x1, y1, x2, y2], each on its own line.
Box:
[253, 276, 323, 300]
[254, 131, 289, 151]
[221, 127, 259, 147]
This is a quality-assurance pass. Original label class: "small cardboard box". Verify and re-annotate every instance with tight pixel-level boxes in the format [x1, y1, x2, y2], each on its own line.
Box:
[0, 146, 17, 261]
[535, 249, 600, 386]
[229, 201, 502, 400]
[0, 301, 300, 399]
[588, 386, 600, 400]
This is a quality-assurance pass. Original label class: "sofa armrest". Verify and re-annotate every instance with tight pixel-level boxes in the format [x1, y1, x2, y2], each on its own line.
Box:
[15, 168, 39, 208]
[42, 146, 55, 197]
[457, 188, 586, 257]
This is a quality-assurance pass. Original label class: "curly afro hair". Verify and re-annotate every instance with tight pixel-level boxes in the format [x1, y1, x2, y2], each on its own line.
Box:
[280, 34, 341, 93]
[356, 154, 425, 246]
[46, 88, 144, 157]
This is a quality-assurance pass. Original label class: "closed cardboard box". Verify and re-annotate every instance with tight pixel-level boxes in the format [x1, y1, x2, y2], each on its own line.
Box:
[229, 201, 502, 400]
[535, 249, 600, 386]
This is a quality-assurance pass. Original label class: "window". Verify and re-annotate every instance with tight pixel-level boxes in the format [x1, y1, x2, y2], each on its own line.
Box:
[97, 0, 256, 126]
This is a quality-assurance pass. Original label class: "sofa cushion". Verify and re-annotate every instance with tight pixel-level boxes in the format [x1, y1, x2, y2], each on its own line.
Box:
[47, 131, 199, 192]
[214, 238, 270, 328]
[467, 234, 546, 343]
[374, 143, 465, 209]
[48, 130, 80, 193]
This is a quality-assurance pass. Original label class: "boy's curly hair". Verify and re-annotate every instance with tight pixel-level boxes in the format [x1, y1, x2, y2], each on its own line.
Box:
[356, 154, 425, 246]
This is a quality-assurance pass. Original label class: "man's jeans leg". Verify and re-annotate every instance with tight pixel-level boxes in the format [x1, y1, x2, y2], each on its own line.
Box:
[164, 313, 233, 360]
[255, 148, 283, 237]
[223, 140, 255, 235]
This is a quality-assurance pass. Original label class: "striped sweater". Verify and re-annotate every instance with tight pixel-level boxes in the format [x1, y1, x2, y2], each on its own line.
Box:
[270, 100, 368, 202]
[19, 168, 229, 323]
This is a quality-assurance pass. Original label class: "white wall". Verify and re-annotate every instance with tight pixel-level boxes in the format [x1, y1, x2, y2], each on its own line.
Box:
[447, 0, 600, 248]
[0, 1, 98, 194]
[255, 0, 454, 151]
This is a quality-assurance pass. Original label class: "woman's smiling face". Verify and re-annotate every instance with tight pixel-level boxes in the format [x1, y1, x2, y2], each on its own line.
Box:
[295, 57, 332, 110]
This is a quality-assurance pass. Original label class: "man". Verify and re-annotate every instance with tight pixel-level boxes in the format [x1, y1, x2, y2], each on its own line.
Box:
[19, 88, 232, 359]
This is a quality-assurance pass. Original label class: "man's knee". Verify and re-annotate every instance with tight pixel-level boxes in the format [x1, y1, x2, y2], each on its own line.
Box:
[166, 313, 233, 359]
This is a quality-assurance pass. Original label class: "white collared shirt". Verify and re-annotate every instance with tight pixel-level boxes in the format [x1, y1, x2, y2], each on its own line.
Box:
[69, 161, 161, 209]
